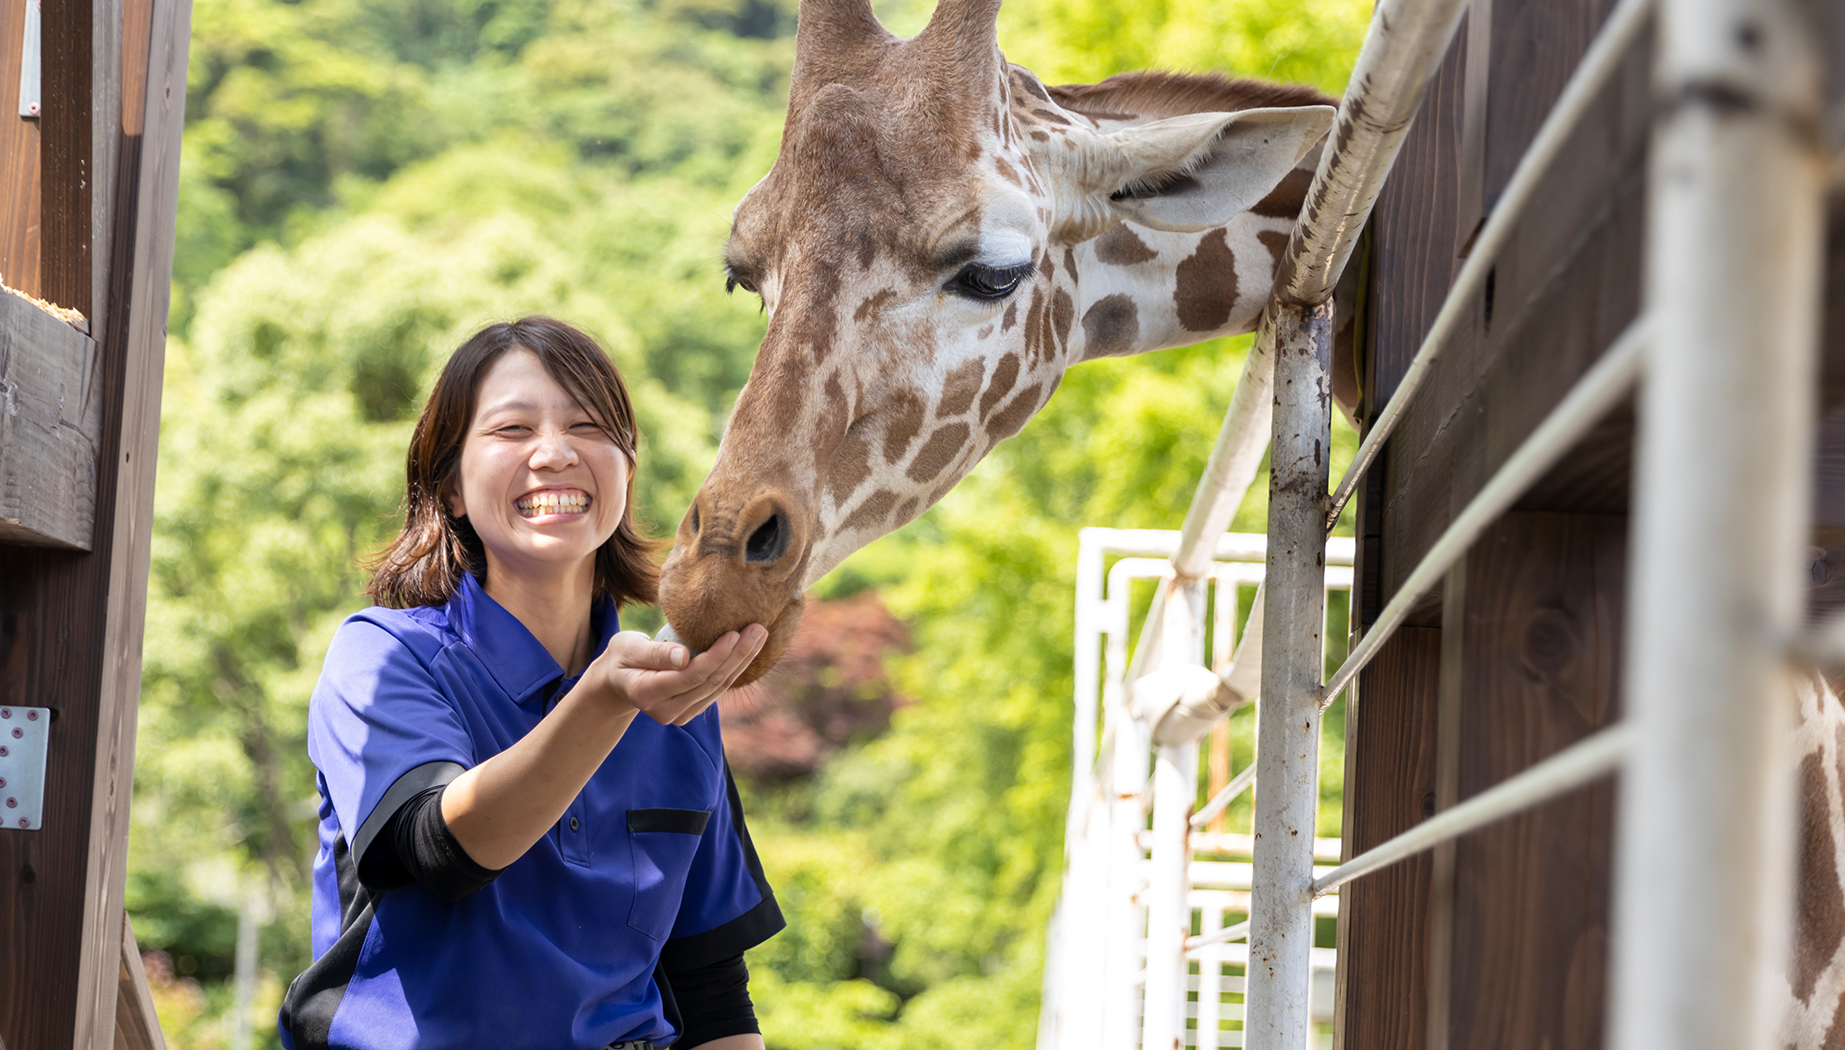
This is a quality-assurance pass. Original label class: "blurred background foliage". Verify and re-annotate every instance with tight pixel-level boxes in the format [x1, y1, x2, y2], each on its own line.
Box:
[133, 0, 1368, 1045]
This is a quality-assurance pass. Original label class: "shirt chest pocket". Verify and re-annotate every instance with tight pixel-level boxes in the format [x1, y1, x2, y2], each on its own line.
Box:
[626, 808, 711, 941]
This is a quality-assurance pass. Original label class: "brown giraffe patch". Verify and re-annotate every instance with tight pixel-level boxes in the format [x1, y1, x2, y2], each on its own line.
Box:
[841, 489, 899, 533]
[854, 288, 899, 323]
[1258, 229, 1290, 270]
[1082, 294, 1139, 357]
[1022, 285, 1049, 364]
[1795, 747, 1845, 1003]
[938, 358, 986, 417]
[977, 323, 995, 340]
[882, 390, 926, 463]
[989, 382, 1044, 439]
[995, 156, 1022, 186]
[1250, 167, 1314, 219]
[1062, 247, 1080, 284]
[980, 354, 1021, 418]
[1175, 229, 1237, 333]
[894, 496, 919, 522]
[1052, 289, 1075, 352]
[906, 422, 970, 481]
[1095, 224, 1158, 265]
[826, 426, 873, 500]
[1001, 302, 1019, 332]
[1029, 130, 1050, 142]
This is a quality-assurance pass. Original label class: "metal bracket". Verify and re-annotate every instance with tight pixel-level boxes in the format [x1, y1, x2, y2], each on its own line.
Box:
[18, 0, 39, 118]
[0, 707, 49, 830]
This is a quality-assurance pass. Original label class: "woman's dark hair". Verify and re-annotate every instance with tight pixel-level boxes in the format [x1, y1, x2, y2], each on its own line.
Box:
[368, 316, 660, 609]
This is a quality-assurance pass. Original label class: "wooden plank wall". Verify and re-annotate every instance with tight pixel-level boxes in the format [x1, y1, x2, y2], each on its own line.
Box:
[0, 0, 42, 294]
[0, 0, 188, 1041]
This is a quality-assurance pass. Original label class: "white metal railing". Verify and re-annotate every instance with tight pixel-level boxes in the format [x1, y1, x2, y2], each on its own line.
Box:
[1040, 0, 1830, 1046]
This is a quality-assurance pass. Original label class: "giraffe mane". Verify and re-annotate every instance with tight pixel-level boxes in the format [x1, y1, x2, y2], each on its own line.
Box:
[1045, 70, 1336, 123]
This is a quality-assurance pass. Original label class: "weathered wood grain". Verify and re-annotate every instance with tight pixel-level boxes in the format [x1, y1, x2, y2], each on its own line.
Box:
[1445, 512, 1624, 1050]
[0, 291, 101, 549]
[113, 914, 167, 1050]
[0, 0, 186, 1040]
[1334, 627, 1441, 1050]
[0, 0, 43, 297]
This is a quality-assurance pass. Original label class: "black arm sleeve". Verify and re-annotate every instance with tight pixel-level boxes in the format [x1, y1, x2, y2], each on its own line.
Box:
[355, 785, 504, 900]
[661, 953, 759, 1049]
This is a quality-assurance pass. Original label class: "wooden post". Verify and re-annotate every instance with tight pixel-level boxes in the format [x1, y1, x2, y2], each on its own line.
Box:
[0, 0, 189, 1042]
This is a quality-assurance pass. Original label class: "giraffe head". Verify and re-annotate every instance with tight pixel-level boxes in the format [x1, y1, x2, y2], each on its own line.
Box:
[658, 0, 1337, 682]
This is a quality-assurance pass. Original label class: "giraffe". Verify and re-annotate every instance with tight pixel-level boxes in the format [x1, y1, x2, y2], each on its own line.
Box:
[655, 0, 1352, 681]
[1779, 669, 1845, 1049]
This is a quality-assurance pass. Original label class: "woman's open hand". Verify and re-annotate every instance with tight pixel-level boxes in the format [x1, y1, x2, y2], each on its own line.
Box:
[589, 625, 768, 726]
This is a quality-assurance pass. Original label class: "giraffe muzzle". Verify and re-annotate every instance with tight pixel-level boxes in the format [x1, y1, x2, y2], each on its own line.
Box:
[658, 491, 812, 686]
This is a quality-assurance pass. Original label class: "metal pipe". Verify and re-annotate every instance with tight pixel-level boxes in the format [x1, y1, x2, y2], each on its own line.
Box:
[1608, 0, 1825, 1044]
[1187, 920, 1252, 955]
[1143, 579, 1208, 1050]
[1173, 329, 1281, 581]
[1320, 318, 1650, 708]
[1192, 761, 1260, 831]
[1271, 0, 1473, 304]
[1324, 0, 1655, 530]
[1244, 301, 1333, 1050]
[1311, 723, 1631, 896]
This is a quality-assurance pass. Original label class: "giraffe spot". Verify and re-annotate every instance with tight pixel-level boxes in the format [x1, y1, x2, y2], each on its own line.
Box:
[989, 382, 1045, 439]
[906, 422, 970, 482]
[841, 489, 899, 533]
[1052, 289, 1075, 352]
[1258, 230, 1290, 270]
[977, 323, 995, 340]
[995, 157, 1022, 187]
[1095, 224, 1157, 265]
[826, 426, 873, 501]
[1030, 108, 1070, 126]
[895, 496, 920, 523]
[1792, 747, 1845, 1003]
[1175, 229, 1237, 333]
[938, 359, 986, 417]
[1022, 285, 1051, 365]
[882, 390, 926, 464]
[1029, 130, 1050, 142]
[1082, 294, 1140, 358]
[854, 288, 899, 324]
[980, 354, 1020, 418]
[1002, 302, 1019, 333]
[1250, 167, 1315, 219]
[1062, 247, 1079, 284]
[1014, 71, 1051, 102]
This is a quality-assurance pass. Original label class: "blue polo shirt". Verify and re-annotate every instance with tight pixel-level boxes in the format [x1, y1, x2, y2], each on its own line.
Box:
[279, 574, 782, 1050]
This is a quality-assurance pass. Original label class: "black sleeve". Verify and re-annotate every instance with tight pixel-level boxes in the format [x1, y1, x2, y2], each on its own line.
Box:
[659, 765, 786, 972]
[660, 953, 759, 1049]
[355, 785, 505, 900]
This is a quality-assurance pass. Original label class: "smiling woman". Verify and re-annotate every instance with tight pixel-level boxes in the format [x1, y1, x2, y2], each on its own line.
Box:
[279, 317, 777, 1050]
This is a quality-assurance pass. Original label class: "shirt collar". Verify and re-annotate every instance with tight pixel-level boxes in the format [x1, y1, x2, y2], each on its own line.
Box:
[446, 573, 621, 706]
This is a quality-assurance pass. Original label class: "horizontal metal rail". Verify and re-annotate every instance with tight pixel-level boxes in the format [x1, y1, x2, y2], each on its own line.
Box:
[1311, 723, 1631, 896]
[1324, 0, 1655, 531]
[1191, 763, 1260, 830]
[1319, 317, 1650, 707]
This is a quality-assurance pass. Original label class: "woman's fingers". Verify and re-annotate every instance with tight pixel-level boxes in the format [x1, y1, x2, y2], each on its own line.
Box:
[669, 625, 767, 725]
[606, 631, 690, 671]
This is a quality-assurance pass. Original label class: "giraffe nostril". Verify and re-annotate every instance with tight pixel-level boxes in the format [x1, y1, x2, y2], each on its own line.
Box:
[690, 505, 701, 536]
[745, 512, 789, 565]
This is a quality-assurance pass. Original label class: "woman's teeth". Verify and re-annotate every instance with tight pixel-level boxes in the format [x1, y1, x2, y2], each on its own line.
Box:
[516, 492, 590, 518]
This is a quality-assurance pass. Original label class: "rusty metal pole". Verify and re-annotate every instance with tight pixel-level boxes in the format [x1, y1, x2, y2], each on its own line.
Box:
[1244, 302, 1333, 1050]
[1609, 0, 1826, 1046]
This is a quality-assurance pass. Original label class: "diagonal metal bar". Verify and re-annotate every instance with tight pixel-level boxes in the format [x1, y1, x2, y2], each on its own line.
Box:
[1324, 0, 1655, 532]
[1312, 724, 1631, 896]
[1319, 317, 1650, 708]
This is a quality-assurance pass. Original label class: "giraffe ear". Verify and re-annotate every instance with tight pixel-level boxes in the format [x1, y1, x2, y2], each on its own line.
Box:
[1055, 106, 1335, 240]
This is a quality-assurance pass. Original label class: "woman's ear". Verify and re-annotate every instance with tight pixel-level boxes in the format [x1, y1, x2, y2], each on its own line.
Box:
[443, 481, 467, 519]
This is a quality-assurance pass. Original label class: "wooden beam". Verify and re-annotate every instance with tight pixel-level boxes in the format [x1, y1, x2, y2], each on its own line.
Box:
[0, 0, 187, 1041]
[38, 0, 91, 321]
[113, 913, 166, 1050]
[0, 0, 44, 297]
[0, 292, 103, 550]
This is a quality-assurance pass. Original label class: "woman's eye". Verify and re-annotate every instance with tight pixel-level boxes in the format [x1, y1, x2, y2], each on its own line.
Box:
[947, 262, 1033, 302]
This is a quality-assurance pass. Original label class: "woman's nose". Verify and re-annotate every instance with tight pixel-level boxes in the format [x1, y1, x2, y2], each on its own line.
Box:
[529, 430, 580, 469]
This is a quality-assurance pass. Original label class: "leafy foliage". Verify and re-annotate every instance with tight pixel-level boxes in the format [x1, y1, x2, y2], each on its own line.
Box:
[136, 0, 1369, 1044]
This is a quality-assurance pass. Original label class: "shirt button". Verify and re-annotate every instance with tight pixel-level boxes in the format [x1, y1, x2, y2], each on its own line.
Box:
[569, 816, 580, 832]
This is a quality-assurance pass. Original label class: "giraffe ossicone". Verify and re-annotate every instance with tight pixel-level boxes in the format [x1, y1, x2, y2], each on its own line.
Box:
[658, 0, 1348, 684]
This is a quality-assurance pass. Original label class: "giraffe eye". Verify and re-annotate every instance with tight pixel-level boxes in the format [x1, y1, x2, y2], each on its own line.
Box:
[947, 262, 1033, 302]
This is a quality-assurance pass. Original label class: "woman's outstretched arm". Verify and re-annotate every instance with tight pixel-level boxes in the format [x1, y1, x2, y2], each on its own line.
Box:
[440, 625, 767, 870]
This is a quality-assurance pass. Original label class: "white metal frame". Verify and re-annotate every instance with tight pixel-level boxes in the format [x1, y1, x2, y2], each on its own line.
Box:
[1039, 0, 1831, 1045]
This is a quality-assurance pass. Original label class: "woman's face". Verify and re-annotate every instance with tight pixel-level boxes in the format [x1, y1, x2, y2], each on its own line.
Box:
[447, 349, 629, 584]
